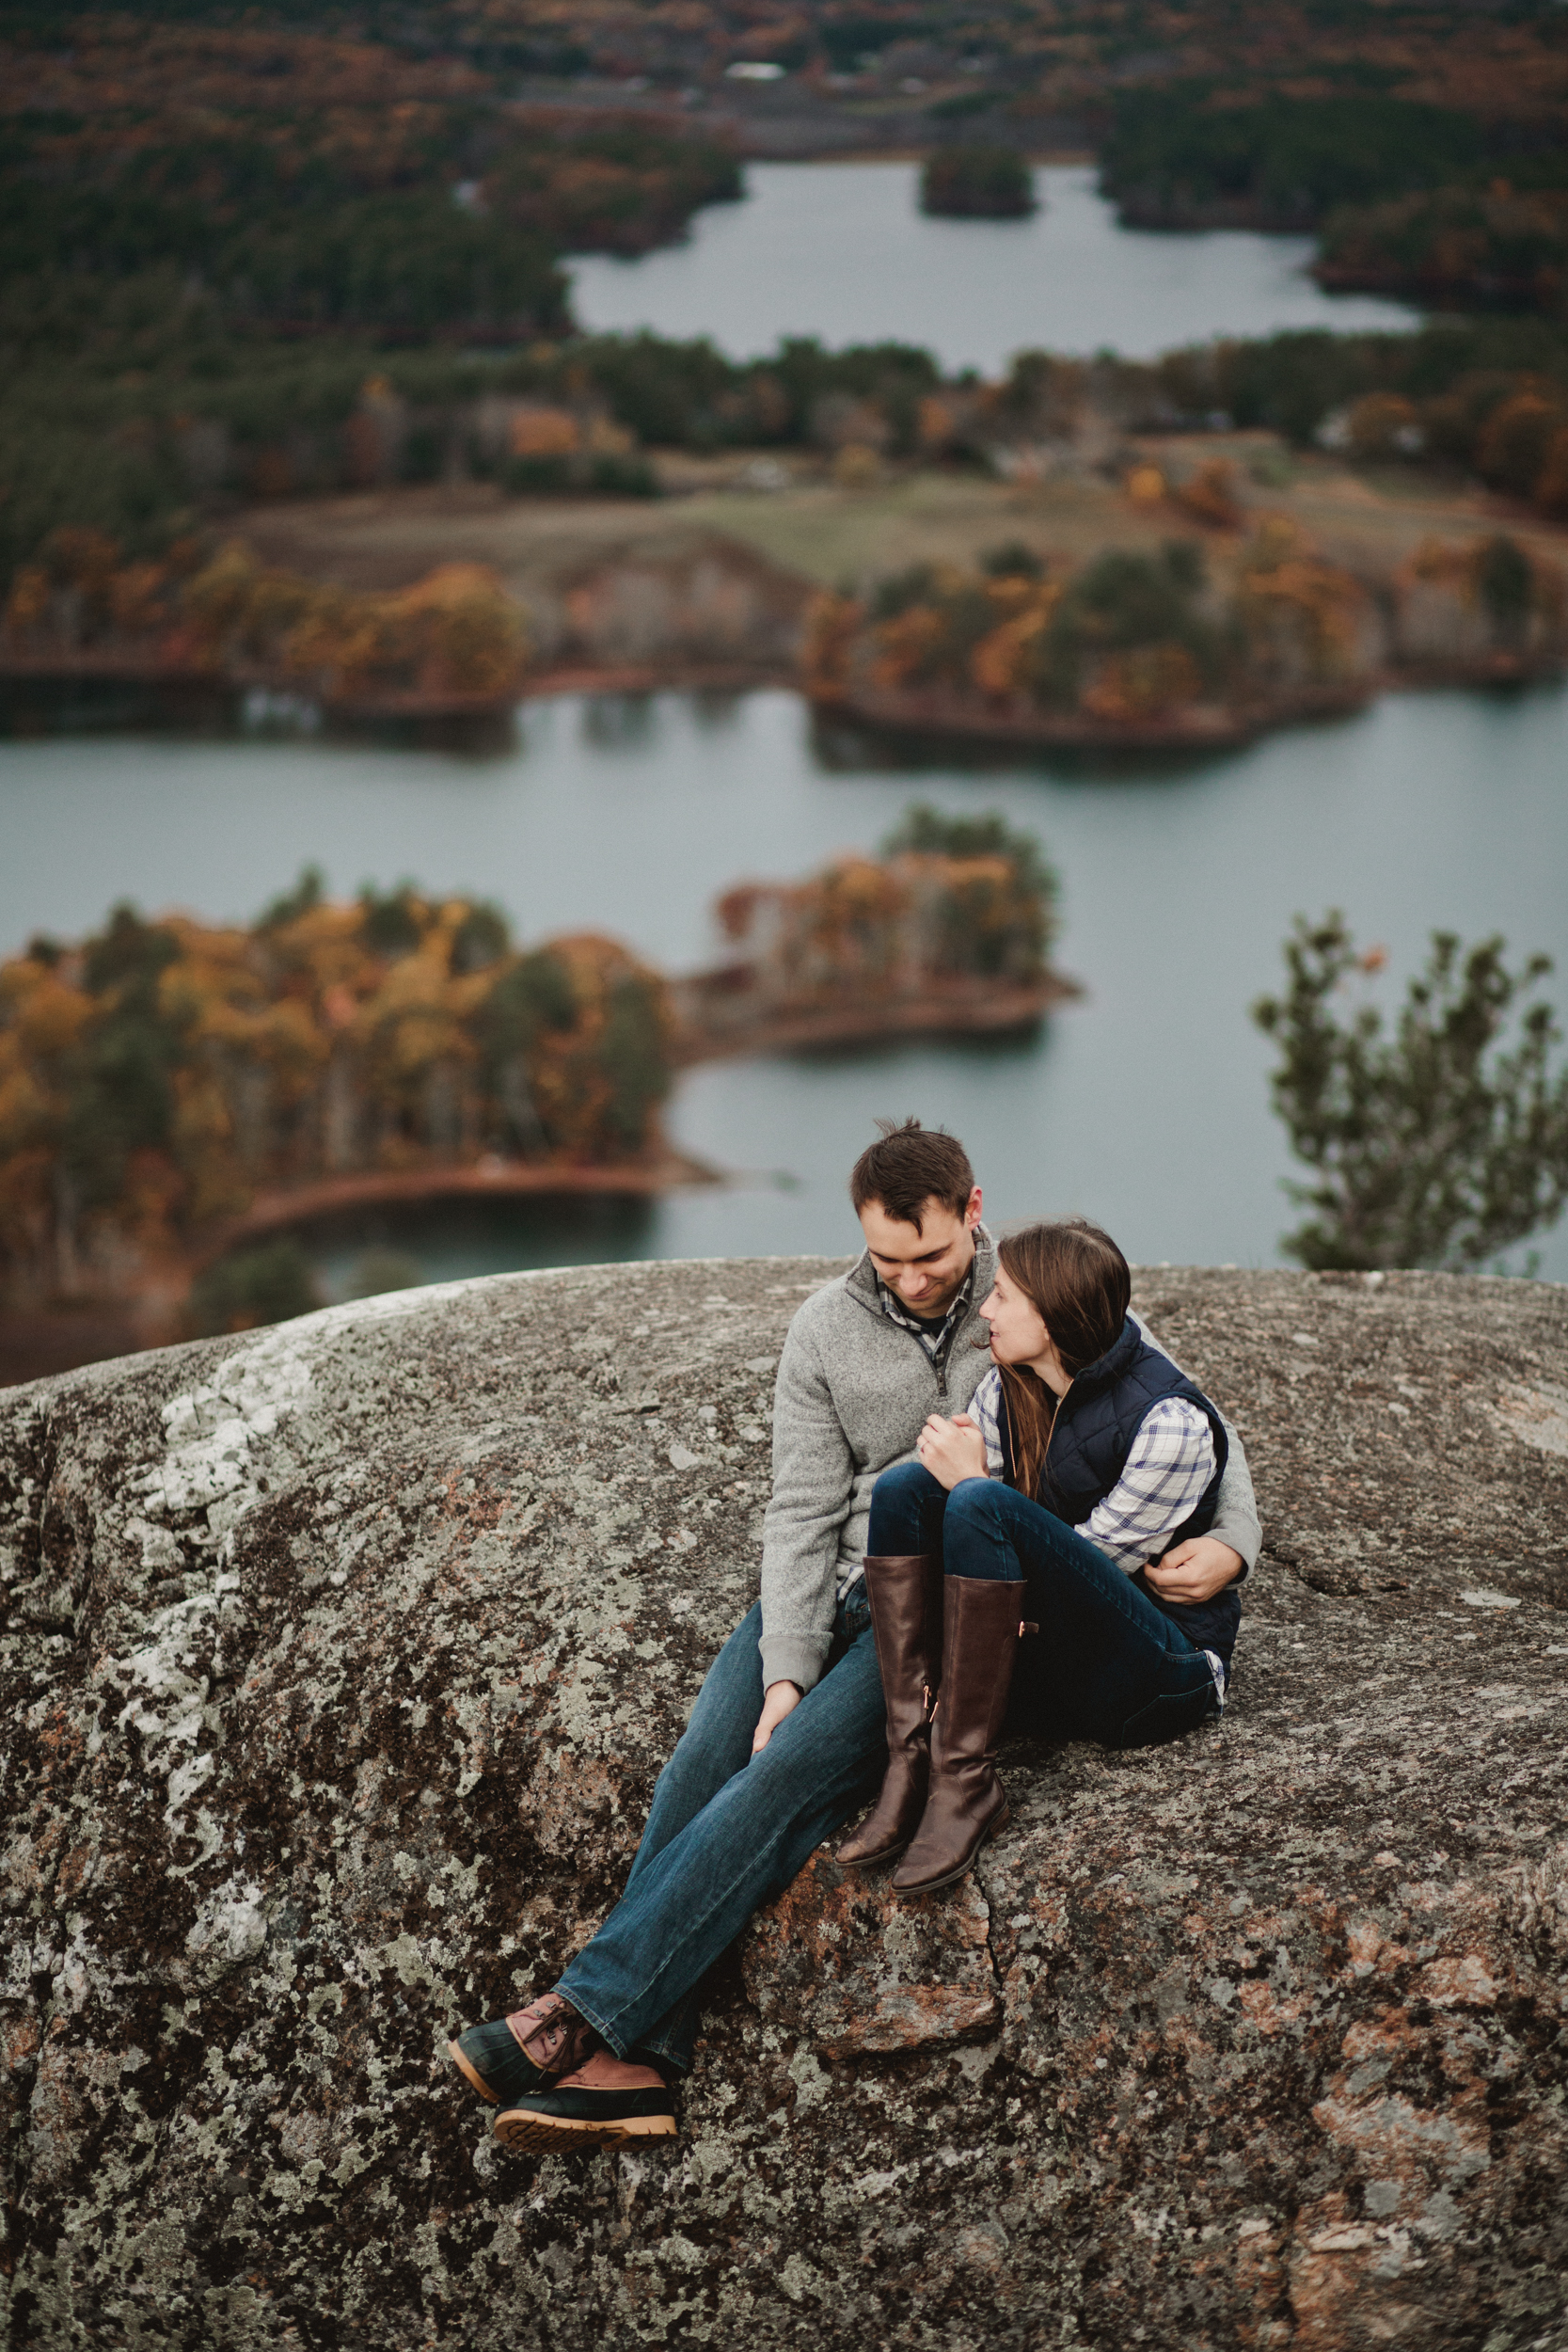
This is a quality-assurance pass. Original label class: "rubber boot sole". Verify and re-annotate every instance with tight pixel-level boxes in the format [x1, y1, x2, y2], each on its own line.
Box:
[448, 2038, 500, 2104]
[494, 2108, 678, 2154]
[893, 1800, 1009, 1897]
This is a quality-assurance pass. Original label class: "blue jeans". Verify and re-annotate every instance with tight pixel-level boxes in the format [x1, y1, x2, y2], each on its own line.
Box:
[868, 1461, 1221, 1751]
[555, 1587, 885, 2074]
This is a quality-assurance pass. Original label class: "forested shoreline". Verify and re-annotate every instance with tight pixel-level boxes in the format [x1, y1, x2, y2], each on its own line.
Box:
[0, 818, 1062, 1346]
[8, 3, 1568, 609]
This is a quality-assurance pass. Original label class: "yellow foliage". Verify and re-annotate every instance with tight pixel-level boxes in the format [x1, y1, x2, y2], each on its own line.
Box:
[800, 590, 863, 697]
[4, 533, 530, 706]
[509, 405, 581, 457]
[0, 889, 672, 1302]
[872, 603, 949, 688]
[1124, 465, 1165, 506]
[970, 596, 1057, 699]
[1081, 641, 1203, 723]
[1236, 521, 1370, 678]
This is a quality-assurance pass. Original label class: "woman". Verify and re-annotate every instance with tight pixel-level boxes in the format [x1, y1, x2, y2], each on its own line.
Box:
[837, 1216, 1238, 1894]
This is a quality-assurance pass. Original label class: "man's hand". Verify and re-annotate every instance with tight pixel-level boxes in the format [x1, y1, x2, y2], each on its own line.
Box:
[1143, 1536, 1243, 1606]
[752, 1679, 802, 1755]
[915, 1412, 987, 1491]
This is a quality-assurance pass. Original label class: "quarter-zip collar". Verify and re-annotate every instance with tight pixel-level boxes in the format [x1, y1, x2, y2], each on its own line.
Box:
[845, 1221, 994, 1321]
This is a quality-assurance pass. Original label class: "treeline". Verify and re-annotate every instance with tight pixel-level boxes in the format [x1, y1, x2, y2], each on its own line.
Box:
[0, 320, 944, 585]
[1101, 86, 1568, 314]
[1117, 325, 1568, 519]
[1, 530, 531, 709]
[4, 110, 739, 342]
[804, 527, 1567, 732]
[8, 279, 1568, 596]
[1316, 187, 1568, 316]
[2, 13, 740, 379]
[0, 883, 673, 1306]
[1101, 89, 1513, 230]
[971, 323, 1568, 524]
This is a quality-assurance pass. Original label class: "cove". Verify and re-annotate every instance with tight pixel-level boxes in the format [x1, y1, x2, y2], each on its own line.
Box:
[6, 680, 1565, 1283]
[567, 162, 1418, 374]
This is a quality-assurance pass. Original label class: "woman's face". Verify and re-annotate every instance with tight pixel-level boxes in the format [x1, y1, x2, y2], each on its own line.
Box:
[978, 1263, 1053, 1370]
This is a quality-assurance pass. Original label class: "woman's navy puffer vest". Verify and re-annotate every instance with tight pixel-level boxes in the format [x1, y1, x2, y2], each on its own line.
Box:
[997, 1315, 1241, 1660]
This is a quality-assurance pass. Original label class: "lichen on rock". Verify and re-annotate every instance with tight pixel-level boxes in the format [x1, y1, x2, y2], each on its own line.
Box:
[2, 1262, 1566, 2347]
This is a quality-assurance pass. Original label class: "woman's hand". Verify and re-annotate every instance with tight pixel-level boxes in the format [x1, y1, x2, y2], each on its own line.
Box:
[752, 1679, 802, 1755]
[1143, 1536, 1243, 1606]
[915, 1412, 987, 1492]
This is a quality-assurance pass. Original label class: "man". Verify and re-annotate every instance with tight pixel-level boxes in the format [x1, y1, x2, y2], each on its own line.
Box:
[448, 1120, 1259, 2153]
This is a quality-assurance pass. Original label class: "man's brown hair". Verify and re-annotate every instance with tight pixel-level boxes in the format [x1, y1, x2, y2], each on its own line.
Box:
[849, 1117, 975, 1233]
[991, 1217, 1132, 1498]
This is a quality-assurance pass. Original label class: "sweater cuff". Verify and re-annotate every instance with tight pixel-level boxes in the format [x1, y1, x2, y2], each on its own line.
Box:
[1206, 1510, 1260, 1578]
[758, 1630, 832, 1694]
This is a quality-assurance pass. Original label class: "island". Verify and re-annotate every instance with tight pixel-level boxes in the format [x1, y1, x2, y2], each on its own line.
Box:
[919, 145, 1037, 220]
[0, 821, 1070, 1381]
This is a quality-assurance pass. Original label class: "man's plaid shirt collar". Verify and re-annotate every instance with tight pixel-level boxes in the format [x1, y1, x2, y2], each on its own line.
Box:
[873, 1256, 976, 1362]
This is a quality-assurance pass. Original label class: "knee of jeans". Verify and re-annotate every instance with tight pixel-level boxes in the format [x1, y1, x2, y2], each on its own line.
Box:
[943, 1475, 1000, 1531]
[868, 1457, 940, 1540]
[873, 1459, 935, 1506]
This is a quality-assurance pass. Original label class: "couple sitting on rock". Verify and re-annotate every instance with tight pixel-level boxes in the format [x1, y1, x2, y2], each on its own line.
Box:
[449, 1118, 1259, 2153]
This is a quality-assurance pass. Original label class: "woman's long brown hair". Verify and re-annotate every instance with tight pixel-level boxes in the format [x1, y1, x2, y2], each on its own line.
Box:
[990, 1219, 1132, 1500]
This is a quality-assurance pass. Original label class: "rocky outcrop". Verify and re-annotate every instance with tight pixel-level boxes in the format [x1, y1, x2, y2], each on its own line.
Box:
[3, 1262, 1566, 2350]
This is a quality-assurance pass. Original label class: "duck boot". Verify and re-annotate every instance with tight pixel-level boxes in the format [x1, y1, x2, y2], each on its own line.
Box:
[448, 1990, 598, 2110]
[494, 2049, 678, 2154]
[836, 1551, 944, 1870]
[892, 1576, 1020, 1895]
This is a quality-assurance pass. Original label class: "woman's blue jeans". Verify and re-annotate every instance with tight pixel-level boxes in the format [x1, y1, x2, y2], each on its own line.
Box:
[553, 1470, 1218, 2076]
[555, 1587, 885, 2074]
[867, 1460, 1221, 1751]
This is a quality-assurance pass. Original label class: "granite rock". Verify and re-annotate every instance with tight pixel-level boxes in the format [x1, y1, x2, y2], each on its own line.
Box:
[2, 1261, 1566, 2350]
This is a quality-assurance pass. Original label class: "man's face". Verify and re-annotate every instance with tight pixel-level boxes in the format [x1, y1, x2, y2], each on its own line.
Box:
[858, 1186, 983, 1315]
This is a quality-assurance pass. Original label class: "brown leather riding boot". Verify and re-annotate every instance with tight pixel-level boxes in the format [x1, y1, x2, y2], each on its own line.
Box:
[892, 1576, 1020, 1895]
[835, 1552, 944, 1870]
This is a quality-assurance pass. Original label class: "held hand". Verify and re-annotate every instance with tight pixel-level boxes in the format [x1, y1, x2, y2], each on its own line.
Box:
[915, 1411, 988, 1491]
[1143, 1536, 1243, 1606]
[752, 1679, 802, 1756]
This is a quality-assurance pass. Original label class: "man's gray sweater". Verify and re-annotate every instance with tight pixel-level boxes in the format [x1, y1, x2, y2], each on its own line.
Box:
[757, 1228, 1262, 1692]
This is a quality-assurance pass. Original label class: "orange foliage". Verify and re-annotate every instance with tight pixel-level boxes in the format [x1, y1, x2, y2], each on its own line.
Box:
[970, 596, 1058, 699]
[800, 590, 863, 699]
[0, 533, 530, 707]
[0, 892, 672, 1304]
[510, 407, 582, 458]
[1081, 642, 1203, 723]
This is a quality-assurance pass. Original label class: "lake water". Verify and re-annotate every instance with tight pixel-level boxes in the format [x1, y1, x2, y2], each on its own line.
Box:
[6, 164, 1560, 1297]
[7, 680, 1567, 1282]
[569, 162, 1417, 373]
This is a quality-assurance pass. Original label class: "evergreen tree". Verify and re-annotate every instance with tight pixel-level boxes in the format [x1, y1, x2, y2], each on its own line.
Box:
[1253, 914, 1568, 1270]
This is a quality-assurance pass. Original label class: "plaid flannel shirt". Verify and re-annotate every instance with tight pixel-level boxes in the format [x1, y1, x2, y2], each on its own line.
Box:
[872, 1263, 975, 1365]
